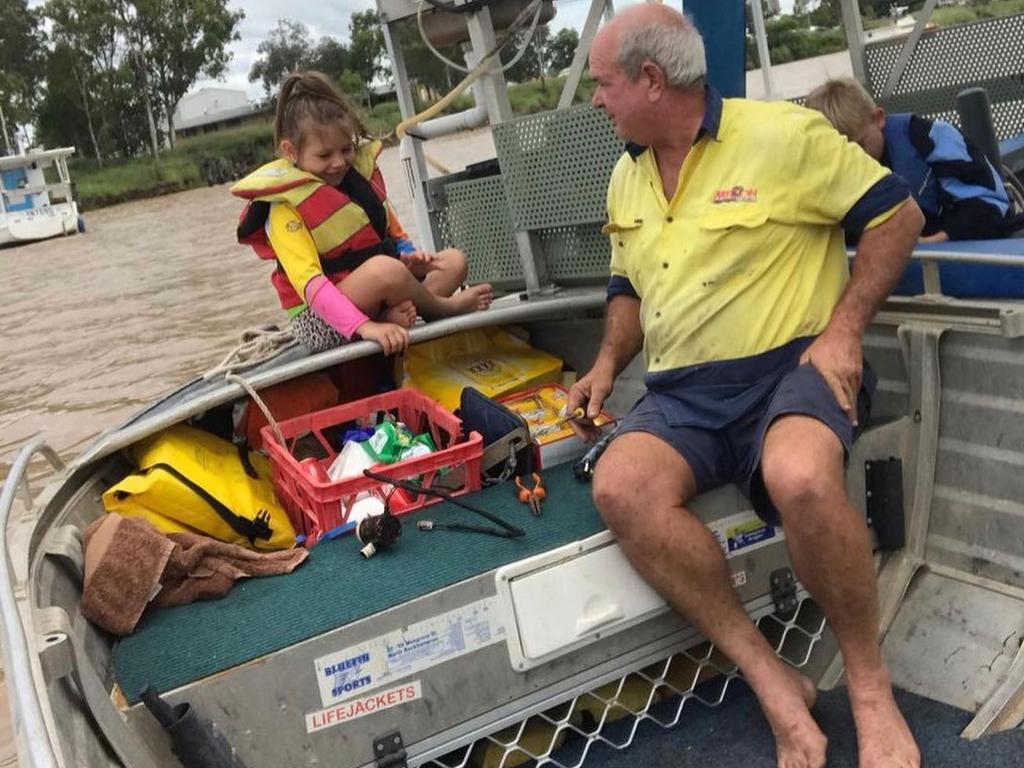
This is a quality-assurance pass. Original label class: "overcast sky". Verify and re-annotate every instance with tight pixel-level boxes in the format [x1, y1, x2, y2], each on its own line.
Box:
[194, 0, 604, 99]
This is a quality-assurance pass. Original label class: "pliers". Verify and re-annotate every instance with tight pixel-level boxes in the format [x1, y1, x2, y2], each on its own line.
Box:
[515, 472, 546, 516]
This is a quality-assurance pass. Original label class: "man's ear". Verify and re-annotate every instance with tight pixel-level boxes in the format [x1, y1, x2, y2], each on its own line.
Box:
[873, 107, 887, 130]
[641, 60, 666, 101]
[280, 139, 298, 162]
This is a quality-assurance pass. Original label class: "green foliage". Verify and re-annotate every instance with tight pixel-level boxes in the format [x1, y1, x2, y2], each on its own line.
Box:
[932, 0, 1024, 23]
[134, 0, 245, 144]
[349, 10, 386, 106]
[249, 19, 312, 97]
[0, 0, 45, 150]
[73, 154, 200, 209]
[746, 15, 845, 68]
[546, 28, 579, 74]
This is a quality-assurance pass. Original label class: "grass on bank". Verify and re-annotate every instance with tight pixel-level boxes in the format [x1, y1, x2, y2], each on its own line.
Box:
[72, 75, 594, 210]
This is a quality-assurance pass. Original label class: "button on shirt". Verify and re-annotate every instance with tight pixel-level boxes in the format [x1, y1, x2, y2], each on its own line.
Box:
[604, 88, 910, 375]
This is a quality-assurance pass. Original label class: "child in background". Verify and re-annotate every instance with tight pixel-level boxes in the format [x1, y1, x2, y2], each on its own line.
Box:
[806, 77, 1022, 242]
[232, 71, 492, 355]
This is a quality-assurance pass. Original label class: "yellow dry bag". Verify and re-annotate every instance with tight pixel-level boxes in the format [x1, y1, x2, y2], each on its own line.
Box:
[102, 424, 296, 550]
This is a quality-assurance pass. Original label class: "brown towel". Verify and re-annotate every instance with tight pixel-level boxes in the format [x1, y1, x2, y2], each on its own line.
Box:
[82, 515, 309, 635]
[82, 515, 175, 636]
[155, 531, 309, 607]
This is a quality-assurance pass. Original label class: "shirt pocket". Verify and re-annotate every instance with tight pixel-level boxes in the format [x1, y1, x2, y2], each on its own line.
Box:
[601, 219, 643, 238]
[698, 204, 771, 232]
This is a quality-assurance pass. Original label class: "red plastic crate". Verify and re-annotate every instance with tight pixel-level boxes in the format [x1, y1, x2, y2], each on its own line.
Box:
[261, 388, 483, 546]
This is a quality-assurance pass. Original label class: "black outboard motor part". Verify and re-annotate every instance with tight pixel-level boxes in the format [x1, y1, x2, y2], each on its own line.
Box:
[141, 686, 249, 768]
[957, 87, 1002, 172]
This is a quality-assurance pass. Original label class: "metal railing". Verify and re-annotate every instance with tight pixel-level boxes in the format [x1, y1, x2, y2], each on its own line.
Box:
[0, 440, 65, 768]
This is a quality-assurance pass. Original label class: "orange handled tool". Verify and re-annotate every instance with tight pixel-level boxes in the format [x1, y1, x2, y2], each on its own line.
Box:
[515, 472, 546, 516]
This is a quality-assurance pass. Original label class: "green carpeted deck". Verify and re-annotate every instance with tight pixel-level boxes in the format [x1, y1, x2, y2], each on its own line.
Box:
[114, 462, 604, 703]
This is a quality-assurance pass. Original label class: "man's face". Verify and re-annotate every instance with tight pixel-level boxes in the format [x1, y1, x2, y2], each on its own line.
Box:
[590, 35, 651, 142]
[848, 108, 887, 162]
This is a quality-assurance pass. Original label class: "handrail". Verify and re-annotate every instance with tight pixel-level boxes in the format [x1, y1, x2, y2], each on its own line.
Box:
[848, 247, 1024, 268]
[0, 440, 66, 768]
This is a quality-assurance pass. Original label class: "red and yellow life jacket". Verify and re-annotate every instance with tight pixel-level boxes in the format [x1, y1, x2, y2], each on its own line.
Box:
[231, 141, 399, 310]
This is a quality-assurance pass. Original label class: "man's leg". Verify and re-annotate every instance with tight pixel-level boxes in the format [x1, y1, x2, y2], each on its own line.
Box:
[593, 432, 827, 768]
[761, 415, 920, 768]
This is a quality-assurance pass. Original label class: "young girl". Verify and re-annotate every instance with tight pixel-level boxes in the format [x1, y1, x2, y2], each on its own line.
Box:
[232, 71, 492, 355]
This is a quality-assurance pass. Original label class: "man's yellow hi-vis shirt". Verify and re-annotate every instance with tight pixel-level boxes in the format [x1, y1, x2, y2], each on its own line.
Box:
[605, 91, 908, 373]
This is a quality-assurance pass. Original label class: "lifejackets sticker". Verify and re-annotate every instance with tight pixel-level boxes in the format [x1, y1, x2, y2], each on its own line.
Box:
[102, 424, 296, 550]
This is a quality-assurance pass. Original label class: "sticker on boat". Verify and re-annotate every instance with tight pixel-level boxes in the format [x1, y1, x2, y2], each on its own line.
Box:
[313, 597, 505, 707]
[305, 680, 423, 734]
[707, 511, 785, 558]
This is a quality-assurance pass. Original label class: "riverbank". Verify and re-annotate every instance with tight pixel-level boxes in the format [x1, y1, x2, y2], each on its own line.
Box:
[72, 75, 590, 211]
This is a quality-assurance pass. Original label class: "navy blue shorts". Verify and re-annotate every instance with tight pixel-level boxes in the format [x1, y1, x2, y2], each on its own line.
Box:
[616, 362, 876, 524]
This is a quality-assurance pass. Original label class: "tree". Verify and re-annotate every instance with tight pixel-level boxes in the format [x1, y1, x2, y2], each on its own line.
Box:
[545, 27, 578, 75]
[308, 37, 353, 83]
[0, 0, 45, 154]
[44, 0, 120, 162]
[132, 0, 244, 148]
[504, 25, 550, 85]
[349, 10, 387, 106]
[249, 19, 313, 97]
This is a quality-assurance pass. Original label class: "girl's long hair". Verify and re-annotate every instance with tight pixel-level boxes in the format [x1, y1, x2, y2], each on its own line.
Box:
[274, 71, 370, 150]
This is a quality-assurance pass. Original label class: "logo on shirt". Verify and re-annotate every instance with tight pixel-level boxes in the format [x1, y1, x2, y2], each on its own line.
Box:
[286, 219, 302, 232]
[713, 186, 758, 204]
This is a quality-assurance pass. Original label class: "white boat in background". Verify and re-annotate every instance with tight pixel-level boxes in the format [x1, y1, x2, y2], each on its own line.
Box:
[0, 147, 82, 246]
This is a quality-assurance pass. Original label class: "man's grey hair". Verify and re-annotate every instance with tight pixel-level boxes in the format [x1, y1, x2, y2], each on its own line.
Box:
[617, 15, 707, 88]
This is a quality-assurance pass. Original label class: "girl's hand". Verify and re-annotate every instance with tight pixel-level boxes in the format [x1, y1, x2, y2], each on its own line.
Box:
[356, 320, 409, 355]
[400, 250, 441, 278]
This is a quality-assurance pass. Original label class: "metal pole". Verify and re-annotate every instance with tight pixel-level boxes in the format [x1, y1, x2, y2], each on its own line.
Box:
[748, 0, 776, 99]
[881, 0, 939, 99]
[558, 0, 608, 110]
[381, 17, 438, 250]
[838, 0, 867, 84]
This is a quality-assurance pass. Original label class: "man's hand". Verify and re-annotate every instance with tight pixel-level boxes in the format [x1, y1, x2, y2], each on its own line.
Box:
[357, 320, 410, 356]
[800, 327, 863, 425]
[566, 366, 615, 441]
[919, 230, 949, 243]
[400, 251, 442, 278]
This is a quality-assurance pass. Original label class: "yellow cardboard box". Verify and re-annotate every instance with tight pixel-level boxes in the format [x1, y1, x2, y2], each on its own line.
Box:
[402, 327, 563, 411]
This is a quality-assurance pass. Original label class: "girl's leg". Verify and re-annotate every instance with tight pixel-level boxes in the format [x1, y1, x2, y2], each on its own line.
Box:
[339, 256, 491, 320]
[421, 248, 469, 297]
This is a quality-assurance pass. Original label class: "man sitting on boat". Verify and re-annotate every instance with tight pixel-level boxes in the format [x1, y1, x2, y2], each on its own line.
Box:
[568, 5, 924, 767]
[807, 77, 1023, 243]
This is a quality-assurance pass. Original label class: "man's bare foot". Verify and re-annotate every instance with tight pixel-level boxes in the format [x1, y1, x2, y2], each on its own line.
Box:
[850, 684, 920, 768]
[753, 662, 827, 768]
[448, 283, 493, 315]
[783, 664, 818, 710]
[383, 299, 417, 329]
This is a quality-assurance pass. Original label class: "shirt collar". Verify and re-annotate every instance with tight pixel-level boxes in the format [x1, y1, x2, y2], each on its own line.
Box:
[625, 83, 723, 161]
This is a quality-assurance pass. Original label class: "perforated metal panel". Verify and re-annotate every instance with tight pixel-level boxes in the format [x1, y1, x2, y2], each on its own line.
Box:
[493, 105, 625, 230]
[435, 175, 524, 290]
[422, 598, 827, 768]
[864, 13, 1024, 140]
[537, 223, 611, 284]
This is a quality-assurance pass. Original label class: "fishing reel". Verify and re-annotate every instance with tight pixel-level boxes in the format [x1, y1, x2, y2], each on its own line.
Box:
[356, 511, 402, 559]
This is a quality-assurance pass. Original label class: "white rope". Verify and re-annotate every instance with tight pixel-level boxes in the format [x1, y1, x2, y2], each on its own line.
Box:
[203, 324, 297, 380]
[224, 372, 288, 453]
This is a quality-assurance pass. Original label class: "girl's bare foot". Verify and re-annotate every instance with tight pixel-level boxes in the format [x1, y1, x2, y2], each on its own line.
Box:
[383, 299, 417, 329]
[448, 283, 493, 315]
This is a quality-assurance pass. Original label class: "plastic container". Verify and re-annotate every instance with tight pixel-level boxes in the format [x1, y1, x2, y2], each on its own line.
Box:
[262, 389, 483, 546]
